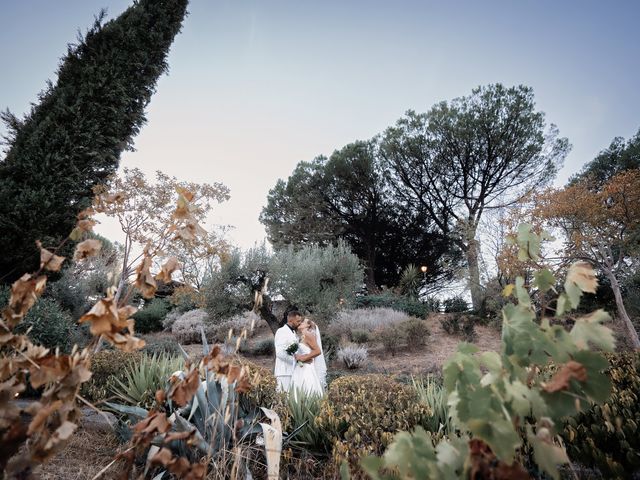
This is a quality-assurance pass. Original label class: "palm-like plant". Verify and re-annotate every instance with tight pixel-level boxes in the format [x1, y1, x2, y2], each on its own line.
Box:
[399, 264, 421, 299]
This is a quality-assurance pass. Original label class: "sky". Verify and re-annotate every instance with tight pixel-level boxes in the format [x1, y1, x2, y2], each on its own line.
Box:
[1, 0, 640, 250]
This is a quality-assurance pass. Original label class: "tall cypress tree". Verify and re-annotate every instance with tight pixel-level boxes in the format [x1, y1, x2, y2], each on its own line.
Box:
[0, 0, 188, 281]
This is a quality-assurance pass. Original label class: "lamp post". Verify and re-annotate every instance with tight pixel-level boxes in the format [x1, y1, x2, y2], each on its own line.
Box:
[420, 265, 427, 295]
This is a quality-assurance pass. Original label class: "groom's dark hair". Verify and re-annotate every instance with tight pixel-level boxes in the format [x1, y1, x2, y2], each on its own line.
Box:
[287, 310, 302, 320]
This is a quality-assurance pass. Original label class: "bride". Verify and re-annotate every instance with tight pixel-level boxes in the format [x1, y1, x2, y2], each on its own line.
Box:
[291, 318, 326, 396]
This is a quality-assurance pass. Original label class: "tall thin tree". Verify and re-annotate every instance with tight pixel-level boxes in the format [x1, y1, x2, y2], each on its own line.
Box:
[0, 0, 189, 281]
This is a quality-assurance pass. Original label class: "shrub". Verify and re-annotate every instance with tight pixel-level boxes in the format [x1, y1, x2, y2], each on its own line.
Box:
[375, 324, 408, 356]
[353, 292, 436, 318]
[350, 329, 372, 344]
[328, 307, 408, 338]
[109, 353, 184, 410]
[442, 295, 469, 313]
[162, 309, 182, 331]
[142, 337, 182, 357]
[316, 374, 431, 477]
[440, 313, 476, 342]
[12, 296, 74, 352]
[218, 311, 259, 338]
[561, 352, 640, 479]
[401, 318, 430, 347]
[81, 350, 143, 403]
[251, 338, 275, 356]
[132, 297, 169, 333]
[337, 344, 368, 369]
[171, 308, 216, 344]
[320, 332, 340, 361]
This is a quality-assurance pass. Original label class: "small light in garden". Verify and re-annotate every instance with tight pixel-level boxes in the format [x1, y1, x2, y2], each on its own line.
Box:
[420, 265, 427, 273]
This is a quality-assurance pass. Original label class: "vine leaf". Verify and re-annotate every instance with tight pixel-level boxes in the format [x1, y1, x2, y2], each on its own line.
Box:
[570, 309, 615, 351]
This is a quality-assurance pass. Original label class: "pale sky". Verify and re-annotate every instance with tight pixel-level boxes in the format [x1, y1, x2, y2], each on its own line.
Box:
[2, 0, 639, 249]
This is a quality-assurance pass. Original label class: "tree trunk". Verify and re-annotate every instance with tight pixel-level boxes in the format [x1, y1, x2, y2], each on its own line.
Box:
[465, 231, 484, 312]
[364, 243, 378, 293]
[605, 270, 640, 349]
[256, 294, 281, 335]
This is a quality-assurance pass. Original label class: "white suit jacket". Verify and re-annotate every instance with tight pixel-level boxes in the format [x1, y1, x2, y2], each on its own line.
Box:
[274, 324, 297, 377]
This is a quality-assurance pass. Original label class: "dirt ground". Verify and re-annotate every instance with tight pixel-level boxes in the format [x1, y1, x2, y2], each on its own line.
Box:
[37, 428, 122, 480]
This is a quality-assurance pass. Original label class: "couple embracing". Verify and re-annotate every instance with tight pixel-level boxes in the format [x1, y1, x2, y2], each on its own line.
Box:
[274, 310, 327, 396]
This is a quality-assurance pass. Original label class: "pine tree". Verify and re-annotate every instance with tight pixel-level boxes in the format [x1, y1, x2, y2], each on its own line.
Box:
[0, 0, 188, 282]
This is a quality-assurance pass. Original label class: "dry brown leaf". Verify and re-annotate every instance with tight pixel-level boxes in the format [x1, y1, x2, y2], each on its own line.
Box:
[27, 400, 63, 435]
[133, 412, 171, 436]
[36, 241, 65, 272]
[78, 296, 145, 351]
[134, 255, 157, 299]
[74, 239, 102, 261]
[78, 295, 121, 336]
[468, 438, 530, 480]
[3, 274, 47, 326]
[542, 360, 588, 393]
[155, 256, 180, 283]
[168, 368, 200, 407]
[151, 447, 206, 480]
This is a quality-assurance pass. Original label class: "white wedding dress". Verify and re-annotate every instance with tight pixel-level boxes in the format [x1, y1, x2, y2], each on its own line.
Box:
[290, 342, 324, 397]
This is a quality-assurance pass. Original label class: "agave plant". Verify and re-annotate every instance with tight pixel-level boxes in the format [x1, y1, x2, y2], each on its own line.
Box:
[109, 353, 184, 409]
[107, 327, 289, 479]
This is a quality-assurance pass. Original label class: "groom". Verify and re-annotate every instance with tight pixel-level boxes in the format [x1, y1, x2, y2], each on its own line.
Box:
[274, 310, 305, 392]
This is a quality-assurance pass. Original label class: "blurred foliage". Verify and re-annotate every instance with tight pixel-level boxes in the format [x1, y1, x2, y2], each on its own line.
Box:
[561, 352, 640, 479]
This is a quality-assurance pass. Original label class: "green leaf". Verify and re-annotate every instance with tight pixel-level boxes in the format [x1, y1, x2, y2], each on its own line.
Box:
[570, 309, 615, 351]
[556, 293, 569, 316]
[565, 280, 582, 310]
[528, 428, 569, 480]
[468, 415, 521, 463]
[504, 380, 547, 419]
[515, 277, 531, 307]
[533, 269, 555, 293]
[359, 456, 384, 479]
[516, 223, 541, 261]
[383, 427, 436, 478]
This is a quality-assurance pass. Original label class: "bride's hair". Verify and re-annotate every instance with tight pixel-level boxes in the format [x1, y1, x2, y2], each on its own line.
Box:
[302, 318, 317, 330]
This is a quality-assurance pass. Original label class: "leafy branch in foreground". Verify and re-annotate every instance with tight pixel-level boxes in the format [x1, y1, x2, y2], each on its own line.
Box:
[354, 224, 615, 480]
[0, 188, 204, 477]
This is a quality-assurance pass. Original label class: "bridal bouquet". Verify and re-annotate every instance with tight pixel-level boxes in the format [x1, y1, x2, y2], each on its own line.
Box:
[285, 342, 304, 366]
